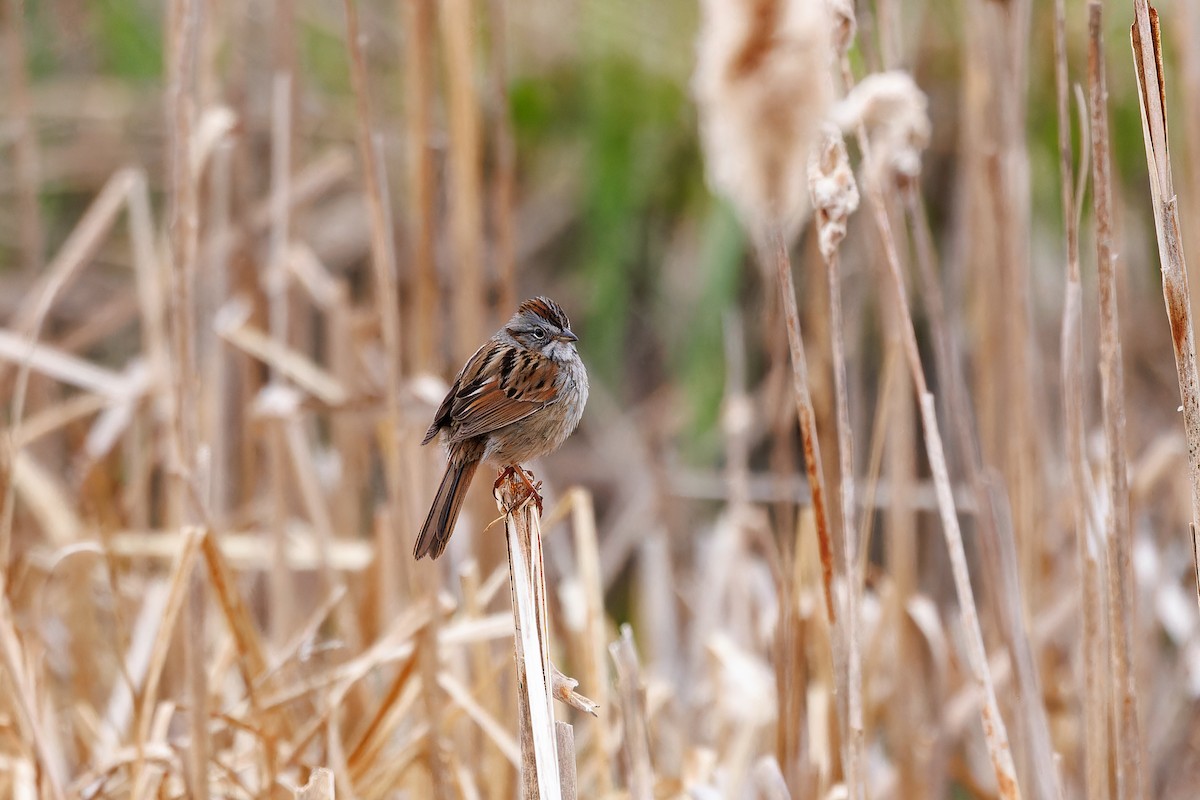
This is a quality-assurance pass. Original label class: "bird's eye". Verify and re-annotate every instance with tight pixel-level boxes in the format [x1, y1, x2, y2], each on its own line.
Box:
[533, 327, 547, 340]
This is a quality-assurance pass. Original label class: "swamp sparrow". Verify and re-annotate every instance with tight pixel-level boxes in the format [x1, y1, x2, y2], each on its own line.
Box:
[414, 297, 588, 559]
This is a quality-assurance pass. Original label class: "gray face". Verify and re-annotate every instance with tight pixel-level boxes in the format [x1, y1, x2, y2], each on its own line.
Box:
[505, 310, 579, 360]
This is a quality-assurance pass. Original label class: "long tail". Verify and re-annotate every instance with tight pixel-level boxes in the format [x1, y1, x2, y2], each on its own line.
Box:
[414, 459, 479, 560]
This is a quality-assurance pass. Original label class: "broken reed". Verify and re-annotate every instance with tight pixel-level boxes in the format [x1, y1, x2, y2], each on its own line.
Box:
[6, 0, 1200, 797]
[496, 471, 570, 800]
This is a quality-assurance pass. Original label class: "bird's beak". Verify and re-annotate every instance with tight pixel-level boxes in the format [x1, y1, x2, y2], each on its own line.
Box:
[556, 329, 579, 343]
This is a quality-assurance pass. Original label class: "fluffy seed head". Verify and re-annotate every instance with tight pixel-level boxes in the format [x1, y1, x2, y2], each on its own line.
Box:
[693, 0, 833, 239]
[832, 71, 931, 188]
[808, 124, 859, 261]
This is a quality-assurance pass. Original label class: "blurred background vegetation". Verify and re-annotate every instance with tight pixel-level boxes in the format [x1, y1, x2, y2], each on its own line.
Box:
[6, 0, 1200, 797]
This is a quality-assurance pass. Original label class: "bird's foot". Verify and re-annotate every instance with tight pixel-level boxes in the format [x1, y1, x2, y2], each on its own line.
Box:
[496, 465, 543, 515]
[493, 465, 517, 492]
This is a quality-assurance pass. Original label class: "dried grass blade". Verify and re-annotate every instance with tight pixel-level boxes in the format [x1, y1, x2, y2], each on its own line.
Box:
[1131, 1, 1200, 616]
[216, 307, 349, 406]
[0, 331, 134, 397]
[609, 624, 653, 800]
[0, 594, 66, 800]
[437, 672, 522, 767]
[130, 526, 206, 795]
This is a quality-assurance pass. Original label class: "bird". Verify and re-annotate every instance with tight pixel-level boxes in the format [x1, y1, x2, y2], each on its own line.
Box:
[414, 297, 588, 560]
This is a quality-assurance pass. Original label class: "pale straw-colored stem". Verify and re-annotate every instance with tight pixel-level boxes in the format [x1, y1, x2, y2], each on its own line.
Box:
[840, 58, 1023, 800]
[497, 472, 565, 800]
[766, 226, 838, 625]
[822, 241, 863, 800]
[1087, 6, 1146, 797]
[1053, 3, 1109, 797]
[1131, 0, 1200, 616]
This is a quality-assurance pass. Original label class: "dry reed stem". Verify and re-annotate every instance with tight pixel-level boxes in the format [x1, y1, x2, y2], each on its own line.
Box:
[340, 9, 433, 788]
[809, 127, 863, 798]
[268, 71, 292, 363]
[216, 310, 349, 406]
[341, 0, 405, 496]
[497, 472, 567, 799]
[401, 0, 438, 373]
[766, 227, 837, 625]
[441, 0, 486, 361]
[566, 488, 615, 792]
[1131, 1, 1200, 614]
[1053, 3, 1109, 797]
[0, 169, 137, 565]
[487, 0, 518, 319]
[1088, 6, 1146, 798]
[437, 672, 522, 766]
[261, 82, 293, 642]
[610, 624, 653, 800]
[841, 63, 1023, 799]
[1, 0, 42, 273]
[903, 161, 1065, 800]
[0, 593, 66, 799]
[899, 96, 1062, 800]
[130, 526, 205, 797]
[165, 1, 208, 790]
[556, 722, 578, 799]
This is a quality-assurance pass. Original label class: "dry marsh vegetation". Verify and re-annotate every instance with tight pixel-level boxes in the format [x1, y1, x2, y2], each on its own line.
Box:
[3, 0, 1200, 798]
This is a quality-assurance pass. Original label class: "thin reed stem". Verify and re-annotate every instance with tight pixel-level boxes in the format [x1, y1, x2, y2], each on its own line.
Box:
[1088, 7, 1146, 798]
[497, 473, 567, 799]
[840, 56, 1023, 799]
[488, 0, 518, 320]
[402, 0, 438, 373]
[1054, 3, 1109, 797]
[1131, 0, 1200, 617]
[441, 0, 486, 363]
[765, 226, 837, 625]
[1, 0, 42, 274]
[829, 249, 864, 800]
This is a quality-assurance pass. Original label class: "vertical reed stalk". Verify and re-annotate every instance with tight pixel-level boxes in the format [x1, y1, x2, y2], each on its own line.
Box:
[766, 228, 837, 625]
[267, 71, 294, 644]
[1, 0, 42, 273]
[1089, 6, 1146, 798]
[166, 1, 209, 796]
[1131, 0, 1200, 615]
[810, 126, 862, 798]
[827, 248, 863, 800]
[497, 472, 566, 799]
[1054, 2, 1108, 797]
[441, 0, 486, 363]
[488, 0, 518, 319]
[402, 0, 438, 373]
[843, 71, 1024, 800]
[342, 0, 404, 484]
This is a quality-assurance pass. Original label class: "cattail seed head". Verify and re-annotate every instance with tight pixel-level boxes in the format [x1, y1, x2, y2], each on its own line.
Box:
[808, 124, 859, 261]
[832, 71, 930, 189]
[693, 0, 834, 239]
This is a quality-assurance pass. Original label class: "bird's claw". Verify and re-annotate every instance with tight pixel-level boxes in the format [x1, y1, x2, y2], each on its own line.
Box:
[495, 465, 544, 515]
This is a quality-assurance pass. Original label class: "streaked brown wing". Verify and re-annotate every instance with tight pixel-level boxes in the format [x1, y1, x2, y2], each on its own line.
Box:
[421, 341, 489, 445]
[448, 347, 558, 442]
